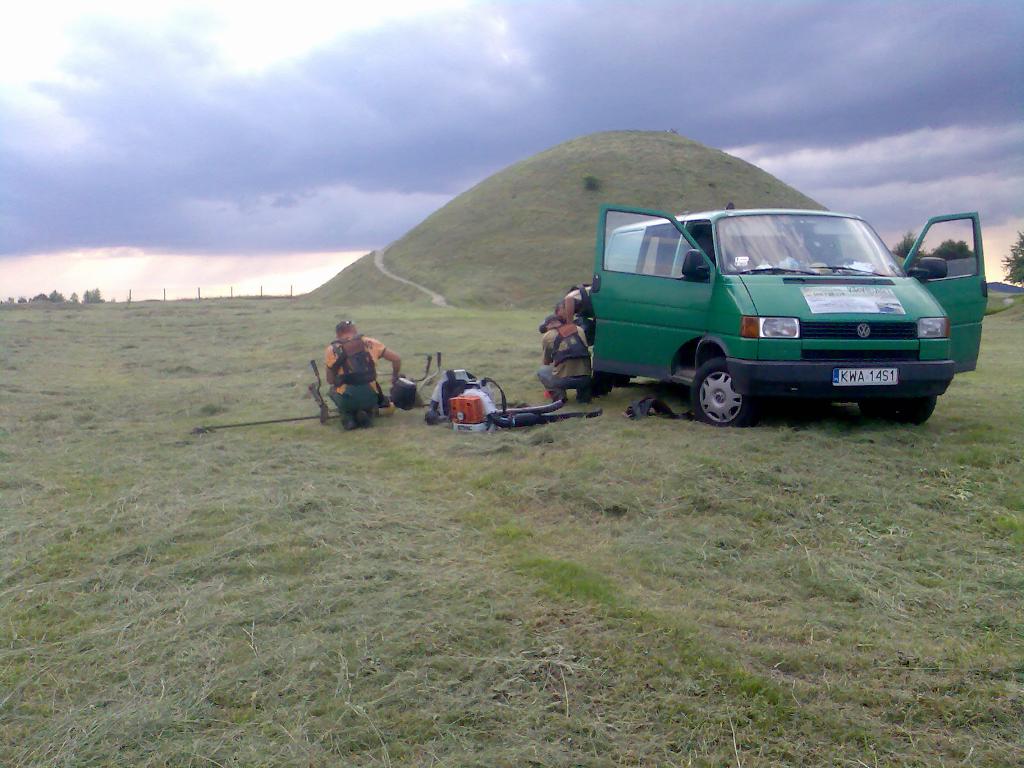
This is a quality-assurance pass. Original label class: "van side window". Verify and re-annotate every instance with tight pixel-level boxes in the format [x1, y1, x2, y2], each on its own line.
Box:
[603, 211, 688, 277]
[639, 223, 685, 277]
[605, 229, 645, 273]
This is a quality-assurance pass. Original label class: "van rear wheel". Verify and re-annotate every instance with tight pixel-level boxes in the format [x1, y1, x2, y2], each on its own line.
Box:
[692, 358, 759, 427]
[591, 372, 629, 397]
[591, 372, 614, 397]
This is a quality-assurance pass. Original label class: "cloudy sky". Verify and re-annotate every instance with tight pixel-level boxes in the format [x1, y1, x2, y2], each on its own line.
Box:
[1, 0, 1021, 298]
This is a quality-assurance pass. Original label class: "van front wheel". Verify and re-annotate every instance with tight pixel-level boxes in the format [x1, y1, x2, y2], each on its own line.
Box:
[860, 396, 937, 425]
[692, 358, 759, 427]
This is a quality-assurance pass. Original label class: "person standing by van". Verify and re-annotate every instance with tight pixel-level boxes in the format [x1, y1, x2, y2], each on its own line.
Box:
[325, 320, 402, 430]
[537, 302, 593, 403]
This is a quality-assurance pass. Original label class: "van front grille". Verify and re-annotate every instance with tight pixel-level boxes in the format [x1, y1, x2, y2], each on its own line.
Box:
[801, 349, 919, 361]
[801, 321, 917, 340]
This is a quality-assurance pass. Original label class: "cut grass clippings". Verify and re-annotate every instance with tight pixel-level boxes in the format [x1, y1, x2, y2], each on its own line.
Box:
[1, 298, 1022, 766]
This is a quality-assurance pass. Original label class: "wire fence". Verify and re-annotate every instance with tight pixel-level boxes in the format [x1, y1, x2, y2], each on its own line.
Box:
[140, 285, 299, 302]
[4, 285, 301, 305]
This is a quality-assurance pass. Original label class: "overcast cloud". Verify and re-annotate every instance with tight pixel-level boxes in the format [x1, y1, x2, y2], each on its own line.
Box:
[1, 0, 1021, 278]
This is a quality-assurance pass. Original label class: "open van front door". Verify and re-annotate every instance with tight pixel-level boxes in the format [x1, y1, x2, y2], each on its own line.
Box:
[904, 213, 986, 372]
[591, 205, 711, 380]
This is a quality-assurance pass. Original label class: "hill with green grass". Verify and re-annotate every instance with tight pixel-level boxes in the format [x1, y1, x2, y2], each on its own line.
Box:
[311, 130, 823, 308]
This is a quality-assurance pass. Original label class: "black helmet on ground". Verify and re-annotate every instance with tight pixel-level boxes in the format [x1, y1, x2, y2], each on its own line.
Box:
[390, 377, 418, 410]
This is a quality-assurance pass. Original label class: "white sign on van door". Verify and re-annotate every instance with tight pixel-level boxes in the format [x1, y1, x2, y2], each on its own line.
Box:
[801, 286, 906, 314]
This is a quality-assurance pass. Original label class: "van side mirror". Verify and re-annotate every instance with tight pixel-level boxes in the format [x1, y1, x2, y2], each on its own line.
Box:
[680, 249, 710, 282]
[907, 256, 948, 282]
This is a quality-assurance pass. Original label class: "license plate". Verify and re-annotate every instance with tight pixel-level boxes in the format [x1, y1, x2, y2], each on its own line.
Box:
[832, 367, 898, 386]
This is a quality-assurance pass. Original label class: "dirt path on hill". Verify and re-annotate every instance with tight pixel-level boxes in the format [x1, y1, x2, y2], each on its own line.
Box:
[373, 245, 449, 307]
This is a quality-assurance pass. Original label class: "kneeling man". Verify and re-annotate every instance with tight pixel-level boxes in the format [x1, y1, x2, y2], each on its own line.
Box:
[325, 320, 401, 429]
[538, 304, 592, 403]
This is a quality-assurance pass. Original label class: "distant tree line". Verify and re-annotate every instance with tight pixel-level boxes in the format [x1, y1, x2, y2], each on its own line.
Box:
[891, 233, 972, 263]
[3, 289, 104, 305]
[892, 229, 1024, 286]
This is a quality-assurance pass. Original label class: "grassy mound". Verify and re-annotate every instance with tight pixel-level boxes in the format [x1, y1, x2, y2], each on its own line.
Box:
[313, 130, 823, 308]
[307, 250, 431, 307]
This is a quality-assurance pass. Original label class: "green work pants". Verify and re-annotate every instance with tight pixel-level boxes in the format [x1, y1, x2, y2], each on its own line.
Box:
[329, 384, 379, 419]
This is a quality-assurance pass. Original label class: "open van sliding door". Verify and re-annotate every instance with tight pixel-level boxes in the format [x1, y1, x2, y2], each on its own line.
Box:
[590, 206, 713, 381]
[904, 213, 986, 372]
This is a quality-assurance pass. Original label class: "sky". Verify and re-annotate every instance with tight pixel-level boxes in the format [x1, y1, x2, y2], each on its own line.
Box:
[1, 0, 1021, 299]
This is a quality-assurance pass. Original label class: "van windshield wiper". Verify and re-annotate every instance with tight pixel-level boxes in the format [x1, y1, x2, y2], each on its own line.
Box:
[734, 266, 819, 275]
[814, 266, 888, 276]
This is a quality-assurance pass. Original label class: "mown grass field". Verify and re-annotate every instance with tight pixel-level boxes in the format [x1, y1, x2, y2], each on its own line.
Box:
[987, 290, 1021, 315]
[1, 299, 1022, 767]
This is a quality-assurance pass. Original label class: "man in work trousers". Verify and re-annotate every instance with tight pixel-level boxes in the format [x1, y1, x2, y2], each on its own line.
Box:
[537, 301, 593, 403]
[325, 320, 401, 430]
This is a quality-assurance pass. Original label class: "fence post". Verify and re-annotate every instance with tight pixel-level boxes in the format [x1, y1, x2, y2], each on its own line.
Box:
[163, 288, 166, 302]
[230, 286, 233, 298]
[260, 285, 263, 298]
[197, 287, 201, 301]
[128, 289, 132, 304]
[290, 285, 293, 298]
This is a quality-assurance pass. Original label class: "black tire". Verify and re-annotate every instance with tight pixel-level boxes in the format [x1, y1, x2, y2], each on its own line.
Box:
[691, 358, 759, 427]
[590, 372, 616, 397]
[858, 400, 891, 419]
[859, 396, 937, 425]
[896, 396, 937, 424]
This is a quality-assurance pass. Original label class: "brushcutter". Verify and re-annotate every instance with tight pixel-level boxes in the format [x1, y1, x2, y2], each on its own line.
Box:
[191, 359, 337, 434]
[190, 413, 337, 434]
[413, 352, 442, 385]
[191, 355, 445, 434]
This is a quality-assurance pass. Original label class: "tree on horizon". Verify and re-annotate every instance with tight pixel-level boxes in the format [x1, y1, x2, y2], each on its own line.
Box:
[1002, 231, 1024, 286]
[891, 231, 917, 260]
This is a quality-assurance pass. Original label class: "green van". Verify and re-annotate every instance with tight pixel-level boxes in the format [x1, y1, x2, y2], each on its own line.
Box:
[589, 206, 987, 426]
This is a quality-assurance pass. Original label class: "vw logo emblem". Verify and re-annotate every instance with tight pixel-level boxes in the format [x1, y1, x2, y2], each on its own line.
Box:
[856, 323, 871, 338]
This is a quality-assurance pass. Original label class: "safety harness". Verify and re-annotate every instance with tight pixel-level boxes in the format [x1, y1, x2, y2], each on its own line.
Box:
[328, 335, 377, 386]
[551, 324, 591, 366]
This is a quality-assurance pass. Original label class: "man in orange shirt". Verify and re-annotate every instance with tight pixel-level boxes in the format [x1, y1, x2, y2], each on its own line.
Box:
[325, 320, 402, 429]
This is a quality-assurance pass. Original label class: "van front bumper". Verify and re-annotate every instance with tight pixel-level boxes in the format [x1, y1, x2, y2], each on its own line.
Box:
[726, 358, 955, 399]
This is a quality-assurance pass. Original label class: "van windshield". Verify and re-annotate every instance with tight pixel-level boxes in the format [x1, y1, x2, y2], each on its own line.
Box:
[716, 214, 903, 277]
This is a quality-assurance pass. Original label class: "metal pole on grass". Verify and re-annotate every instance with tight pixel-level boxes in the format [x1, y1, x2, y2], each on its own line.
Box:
[191, 412, 339, 434]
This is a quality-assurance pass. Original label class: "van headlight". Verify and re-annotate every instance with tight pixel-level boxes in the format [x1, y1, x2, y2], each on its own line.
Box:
[917, 317, 949, 339]
[741, 316, 800, 339]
